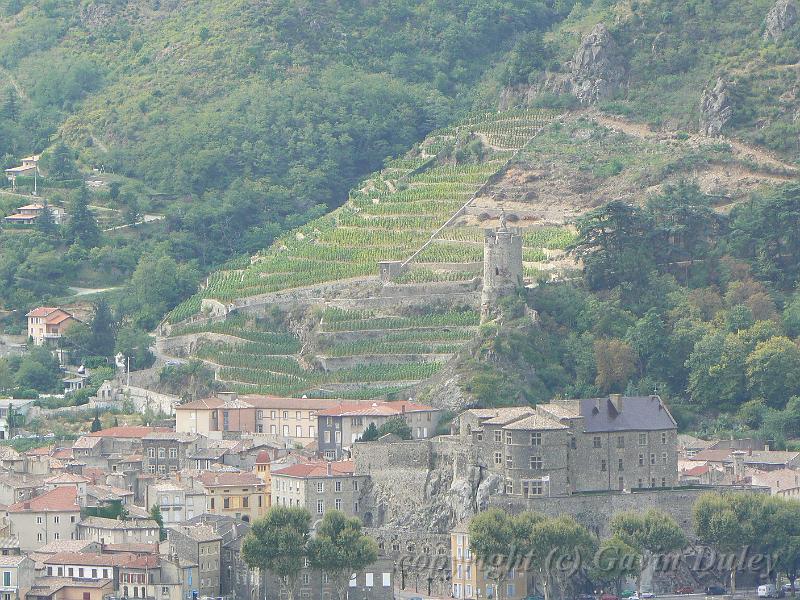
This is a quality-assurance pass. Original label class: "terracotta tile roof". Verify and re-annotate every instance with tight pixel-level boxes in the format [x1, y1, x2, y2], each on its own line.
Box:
[242, 395, 343, 410]
[25, 445, 54, 456]
[255, 450, 270, 463]
[45, 473, 90, 484]
[87, 426, 172, 438]
[175, 397, 225, 410]
[102, 542, 158, 554]
[197, 471, 264, 487]
[684, 465, 710, 476]
[79, 516, 159, 530]
[44, 552, 159, 568]
[37, 540, 98, 554]
[46, 312, 74, 326]
[7, 486, 79, 513]
[316, 400, 433, 417]
[26, 307, 58, 318]
[51, 448, 74, 460]
[272, 460, 355, 478]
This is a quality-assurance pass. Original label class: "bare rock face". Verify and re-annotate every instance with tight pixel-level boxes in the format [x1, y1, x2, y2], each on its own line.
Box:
[699, 77, 734, 136]
[569, 23, 626, 105]
[764, 0, 798, 40]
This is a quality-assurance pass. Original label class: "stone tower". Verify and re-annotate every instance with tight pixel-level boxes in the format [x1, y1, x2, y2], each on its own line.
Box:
[481, 218, 523, 316]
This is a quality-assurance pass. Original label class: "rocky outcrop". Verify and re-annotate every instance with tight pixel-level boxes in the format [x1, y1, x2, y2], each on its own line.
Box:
[699, 77, 734, 136]
[569, 23, 626, 105]
[764, 0, 798, 40]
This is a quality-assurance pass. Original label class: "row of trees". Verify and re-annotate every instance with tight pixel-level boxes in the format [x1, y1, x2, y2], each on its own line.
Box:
[469, 493, 800, 600]
[241, 508, 377, 600]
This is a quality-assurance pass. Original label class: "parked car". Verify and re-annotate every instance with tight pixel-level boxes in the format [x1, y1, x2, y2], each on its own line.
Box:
[782, 584, 796, 593]
[705, 586, 726, 596]
[758, 584, 783, 598]
[629, 594, 639, 600]
[641, 593, 655, 598]
[622, 591, 636, 599]
[525, 595, 545, 600]
[600, 594, 620, 600]
[675, 587, 694, 595]
[575, 594, 595, 600]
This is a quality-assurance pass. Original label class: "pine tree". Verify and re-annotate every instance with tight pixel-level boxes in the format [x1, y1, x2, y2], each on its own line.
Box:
[90, 412, 102, 432]
[2, 88, 19, 121]
[35, 201, 58, 238]
[65, 185, 101, 248]
[90, 298, 116, 357]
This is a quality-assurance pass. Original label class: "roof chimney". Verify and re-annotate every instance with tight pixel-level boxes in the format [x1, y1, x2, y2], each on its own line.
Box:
[326, 462, 332, 476]
[609, 394, 623, 413]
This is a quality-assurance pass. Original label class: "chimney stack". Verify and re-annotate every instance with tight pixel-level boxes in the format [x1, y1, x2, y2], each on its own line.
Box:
[732, 450, 745, 482]
[327, 462, 332, 476]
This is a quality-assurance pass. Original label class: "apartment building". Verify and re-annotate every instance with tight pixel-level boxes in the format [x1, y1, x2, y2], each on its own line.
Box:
[5, 487, 81, 551]
[197, 471, 266, 523]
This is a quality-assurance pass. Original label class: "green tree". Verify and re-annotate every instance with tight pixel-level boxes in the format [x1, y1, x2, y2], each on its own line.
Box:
[149, 504, 166, 541]
[89, 298, 117, 358]
[358, 422, 380, 442]
[611, 510, 686, 596]
[43, 142, 78, 179]
[594, 339, 636, 393]
[307, 511, 378, 600]
[469, 508, 517, 600]
[746, 337, 800, 408]
[694, 493, 762, 594]
[590, 536, 640, 595]
[90, 412, 102, 432]
[65, 186, 100, 249]
[2, 88, 19, 121]
[570, 201, 656, 290]
[685, 331, 748, 411]
[115, 326, 155, 370]
[377, 416, 412, 440]
[124, 253, 198, 329]
[242, 506, 311, 600]
[528, 515, 596, 600]
[34, 201, 58, 238]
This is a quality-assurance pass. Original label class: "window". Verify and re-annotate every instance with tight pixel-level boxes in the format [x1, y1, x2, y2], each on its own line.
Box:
[270, 424, 276, 434]
[243, 497, 249, 508]
[296, 426, 302, 438]
[317, 500, 324, 514]
[523, 479, 544, 497]
[54, 533, 60, 540]
[158, 448, 166, 459]
[302, 573, 310, 586]
[661, 477, 667, 487]
[601, 459, 607, 472]
[271, 410, 276, 419]
[283, 411, 288, 419]
[317, 482, 324, 493]
[3, 572, 10, 586]
[650, 478, 656, 488]
[662, 452, 668, 464]
[353, 480, 359, 491]
[382, 573, 391, 587]
[650, 453, 656, 465]
[92, 569, 97, 578]
[505, 454, 513, 468]
[309, 426, 315, 438]
[638, 453, 644, 466]
[210, 498, 215, 509]
[593, 436, 601, 448]
[504, 480, 513, 494]
[158, 464, 166, 474]
[617, 436, 625, 449]
[505, 431, 512, 445]
[169, 448, 178, 459]
[494, 430, 502, 442]
[637, 478, 643, 488]
[619, 477, 625, 490]
[365, 573, 374, 587]
[324, 431, 330, 443]
[530, 432, 541, 446]
[618, 458, 624, 471]
[507, 584, 516, 597]
[162, 587, 169, 596]
[661, 432, 667, 444]
[354, 502, 359, 513]
[283, 425, 289, 437]
[570, 437, 577, 449]
[335, 430, 341, 443]
[257, 410, 263, 419]
[335, 481, 342, 492]
[335, 498, 342, 510]
[476, 432, 483, 441]
[36, 516, 42, 524]
[639, 432, 648, 446]
[53, 516, 60, 524]
[149, 465, 156, 474]
[494, 452, 502, 465]
[530, 456, 542, 470]
[148, 448, 155, 458]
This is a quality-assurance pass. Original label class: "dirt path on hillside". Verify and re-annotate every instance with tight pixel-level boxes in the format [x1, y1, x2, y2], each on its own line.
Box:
[0, 66, 27, 101]
[588, 111, 798, 173]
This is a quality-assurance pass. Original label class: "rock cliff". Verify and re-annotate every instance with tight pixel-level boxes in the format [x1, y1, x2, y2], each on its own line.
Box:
[764, 0, 798, 40]
[699, 77, 734, 136]
[569, 23, 627, 105]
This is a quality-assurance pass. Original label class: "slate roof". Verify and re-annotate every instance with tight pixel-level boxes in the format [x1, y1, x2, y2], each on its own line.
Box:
[87, 426, 172, 438]
[579, 396, 676, 433]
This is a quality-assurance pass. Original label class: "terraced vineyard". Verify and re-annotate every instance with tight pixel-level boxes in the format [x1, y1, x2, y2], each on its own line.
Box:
[162, 109, 579, 398]
[166, 109, 562, 319]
